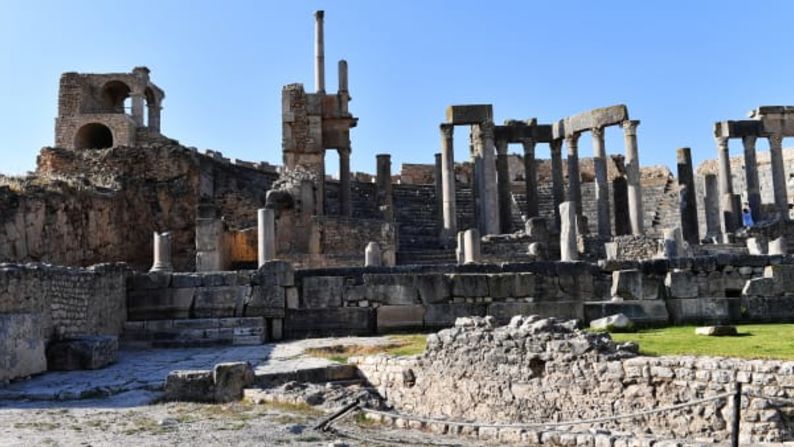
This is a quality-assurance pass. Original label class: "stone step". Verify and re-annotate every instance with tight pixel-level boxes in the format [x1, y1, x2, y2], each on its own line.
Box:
[122, 317, 274, 348]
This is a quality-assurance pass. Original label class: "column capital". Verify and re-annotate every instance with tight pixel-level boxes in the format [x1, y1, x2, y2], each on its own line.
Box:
[519, 137, 536, 151]
[768, 133, 784, 148]
[741, 135, 757, 147]
[495, 139, 508, 155]
[550, 139, 563, 153]
[337, 146, 351, 156]
[621, 120, 640, 135]
[440, 123, 454, 138]
[479, 120, 495, 139]
[714, 136, 729, 150]
[591, 126, 605, 139]
[564, 132, 580, 148]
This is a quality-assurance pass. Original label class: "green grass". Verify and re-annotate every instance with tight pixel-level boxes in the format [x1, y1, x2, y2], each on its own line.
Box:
[305, 334, 428, 363]
[609, 324, 794, 360]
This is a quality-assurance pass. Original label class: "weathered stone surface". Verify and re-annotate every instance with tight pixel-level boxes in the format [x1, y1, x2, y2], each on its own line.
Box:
[487, 273, 535, 299]
[376, 305, 426, 333]
[487, 302, 582, 324]
[667, 298, 739, 324]
[213, 361, 255, 403]
[285, 308, 374, 338]
[413, 274, 450, 304]
[46, 335, 118, 371]
[362, 274, 418, 305]
[192, 286, 249, 318]
[584, 300, 669, 324]
[695, 325, 738, 336]
[0, 313, 46, 382]
[127, 288, 193, 321]
[445, 104, 493, 125]
[164, 370, 215, 403]
[301, 276, 344, 308]
[424, 303, 486, 328]
[244, 285, 286, 318]
[449, 274, 489, 298]
[611, 269, 643, 300]
[665, 270, 698, 299]
[742, 277, 780, 297]
[589, 313, 632, 331]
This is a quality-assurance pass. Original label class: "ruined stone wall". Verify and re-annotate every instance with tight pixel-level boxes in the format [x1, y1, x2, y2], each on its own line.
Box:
[355, 316, 794, 444]
[0, 262, 128, 381]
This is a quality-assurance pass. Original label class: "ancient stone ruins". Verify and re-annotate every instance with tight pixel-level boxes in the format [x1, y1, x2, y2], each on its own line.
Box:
[2, 9, 794, 446]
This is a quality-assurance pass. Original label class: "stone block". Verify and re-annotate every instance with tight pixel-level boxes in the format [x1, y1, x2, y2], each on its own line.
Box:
[445, 104, 493, 125]
[285, 308, 375, 338]
[46, 335, 118, 371]
[589, 313, 633, 331]
[742, 277, 780, 297]
[301, 276, 344, 309]
[285, 287, 299, 309]
[695, 326, 738, 336]
[361, 274, 418, 305]
[244, 285, 285, 318]
[213, 362, 255, 403]
[764, 264, 794, 291]
[584, 301, 669, 325]
[192, 286, 249, 318]
[127, 288, 194, 321]
[424, 303, 486, 328]
[487, 273, 536, 299]
[667, 298, 740, 324]
[449, 274, 489, 298]
[0, 313, 46, 382]
[413, 274, 450, 304]
[171, 273, 204, 288]
[255, 261, 294, 287]
[129, 271, 171, 290]
[746, 238, 767, 256]
[488, 301, 583, 323]
[741, 296, 794, 322]
[611, 269, 643, 300]
[376, 305, 426, 333]
[665, 270, 698, 299]
[271, 318, 283, 340]
[164, 370, 215, 403]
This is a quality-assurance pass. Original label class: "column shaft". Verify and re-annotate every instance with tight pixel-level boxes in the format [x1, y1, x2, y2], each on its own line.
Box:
[622, 120, 644, 235]
[768, 134, 789, 220]
[716, 137, 740, 233]
[258, 208, 276, 267]
[440, 125, 456, 245]
[496, 139, 512, 234]
[676, 147, 699, 245]
[703, 174, 720, 238]
[550, 140, 565, 229]
[473, 122, 500, 235]
[131, 92, 145, 127]
[522, 138, 539, 218]
[592, 127, 611, 236]
[742, 135, 762, 222]
[376, 154, 394, 221]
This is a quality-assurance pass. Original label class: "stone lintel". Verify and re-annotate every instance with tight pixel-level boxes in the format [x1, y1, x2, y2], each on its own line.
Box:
[713, 120, 763, 139]
[446, 104, 494, 125]
[552, 104, 630, 139]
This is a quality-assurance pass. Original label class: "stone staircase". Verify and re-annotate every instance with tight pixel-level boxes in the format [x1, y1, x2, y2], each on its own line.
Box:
[396, 249, 457, 266]
[393, 184, 441, 250]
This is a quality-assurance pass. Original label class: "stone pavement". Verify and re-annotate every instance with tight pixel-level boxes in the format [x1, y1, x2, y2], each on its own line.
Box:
[0, 336, 393, 408]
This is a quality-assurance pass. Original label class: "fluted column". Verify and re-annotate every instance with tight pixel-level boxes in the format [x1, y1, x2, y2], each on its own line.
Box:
[521, 137, 538, 218]
[496, 139, 512, 234]
[550, 139, 565, 229]
[592, 126, 610, 236]
[338, 147, 352, 217]
[742, 135, 762, 222]
[473, 121, 500, 235]
[768, 133, 789, 220]
[565, 132, 583, 223]
[622, 120, 644, 235]
[440, 124, 456, 246]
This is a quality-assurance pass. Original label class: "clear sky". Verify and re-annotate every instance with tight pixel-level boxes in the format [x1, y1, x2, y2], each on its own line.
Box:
[1, 0, 793, 176]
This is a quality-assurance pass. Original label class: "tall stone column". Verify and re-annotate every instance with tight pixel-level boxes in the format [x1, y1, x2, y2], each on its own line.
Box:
[565, 132, 583, 226]
[676, 147, 699, 245]
[472, 122, 500, 235]
[147, 102, 162, 133]
[440, 124, 457, 246]
[550, 139, 565, 230]
[434, 153, 443, 235]
[622, 120, 644, 235]
[704, 173, 720, 239]
[559, 201, 578, 262]
[495, 139, 512, 234]
[314, 10, 325, 93]
[338, 147, 352, 217]
[258, 208, 276, 267]
[521, 137, 539, 218]
[742, 135, 762, 222]
[768, 133, 789, 220]
[150, 232, 173, 273]
[591, 127, 611, 236]
[130, 91, 145, 127]
[716, 136, 740, 233]
[376, 154, 394, 221]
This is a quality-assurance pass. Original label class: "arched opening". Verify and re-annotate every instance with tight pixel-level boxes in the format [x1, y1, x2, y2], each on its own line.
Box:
[100, 80, 132, 113]
[74, 123, 114, 149]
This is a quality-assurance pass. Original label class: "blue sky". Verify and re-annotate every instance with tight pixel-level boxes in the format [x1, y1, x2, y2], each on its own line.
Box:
[1, 1, 793, 176]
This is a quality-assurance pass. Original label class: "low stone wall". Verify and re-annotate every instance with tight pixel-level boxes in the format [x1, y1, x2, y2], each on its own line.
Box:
[354, 316, 794, 444]
[0, 262, 128, 381]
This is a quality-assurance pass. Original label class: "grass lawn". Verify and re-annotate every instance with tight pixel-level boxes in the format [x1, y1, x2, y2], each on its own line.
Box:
[305, 334, 427, 363]
[609, 324, 794, 360]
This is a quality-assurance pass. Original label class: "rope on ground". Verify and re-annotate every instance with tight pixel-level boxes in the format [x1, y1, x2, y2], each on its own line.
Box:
[359, 391, 734, 430]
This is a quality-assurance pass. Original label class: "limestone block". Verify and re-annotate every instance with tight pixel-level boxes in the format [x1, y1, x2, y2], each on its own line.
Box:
[665, 270, 698, 299]
[742, 277, 781, 297]
[213, 362, 255, 403]
[301, 276, 344, 308]
[192, 286, 249, 318]
[127, 288, 193, 321]
[0, 313, 46, 382]
[746, 238, 768, 256]
[285, 287, 299, 309]
[611, 270, 643, 300]
[376, 305, 426, 333]
[583, 300, 669, 325]
[667, 298, 739, 324]
[763, 264, 794, 291]
[362, 274, 419, 305]
[487, 273, 535, 299]
[695, 326, 738, 336]
[46, 335, 118, 371]
[424, 303, 486, 328]
[769, 237, 787, 255]
[129, 271, 172, 290]
[171, 274, 204, 288]
[164, 370, 215, 403]
[271, 318, 283, 341]
[446, 104, 493, 125]
[487, 302, 583, 324]
[244, 286, 285, 318]
[589, 313, 633, 331]
[254, 261, 294, 287]
[413, 274, 450, 304]
[285, 308, 375, 338]
[449, 274, 489, 298]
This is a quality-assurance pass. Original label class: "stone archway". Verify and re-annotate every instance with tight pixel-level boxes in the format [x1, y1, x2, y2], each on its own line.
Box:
[74, 123, 113, 149]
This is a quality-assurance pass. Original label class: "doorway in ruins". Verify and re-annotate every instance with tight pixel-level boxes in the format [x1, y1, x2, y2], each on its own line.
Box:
[74, 123, 114, 149]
